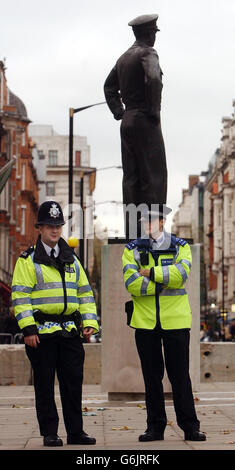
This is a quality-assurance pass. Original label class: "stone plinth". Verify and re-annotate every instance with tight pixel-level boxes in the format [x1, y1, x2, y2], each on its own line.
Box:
[200, 342, 235, 382]
[101, 243, 200, 399]
[0, 345, 32, 386]
[0, 343, 101, 386]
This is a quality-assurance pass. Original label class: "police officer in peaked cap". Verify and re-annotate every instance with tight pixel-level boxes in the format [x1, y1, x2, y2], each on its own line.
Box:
[12, 200, 99, 447]
[104, 14, 167, 217]
[122, 205, 206, 443]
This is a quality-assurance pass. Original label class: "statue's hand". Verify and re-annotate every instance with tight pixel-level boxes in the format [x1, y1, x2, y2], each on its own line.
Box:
[148, 111, 160, 124]
[114, 112, 124, 121]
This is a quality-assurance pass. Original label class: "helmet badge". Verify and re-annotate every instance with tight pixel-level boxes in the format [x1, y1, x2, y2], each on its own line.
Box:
[49, 203, 60, 219]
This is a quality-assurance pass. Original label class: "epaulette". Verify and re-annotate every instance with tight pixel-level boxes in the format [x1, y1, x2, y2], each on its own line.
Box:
[126, 240, 138, 250]
[171, 235, 187, 247]
[126, 238, 150, 250]
[20, 246, 35, 259]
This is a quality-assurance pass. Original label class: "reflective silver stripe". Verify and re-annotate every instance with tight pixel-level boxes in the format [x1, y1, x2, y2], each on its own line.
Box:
[30, 253, 44, 288]
[78, 296, 95, 304]
[77, 285, 92, 294]
[173, 245, 180, 263]
[12, 298, 31, 306]
[34, 263, 44, 286]
[67, 296, 78, 303]
[160, 288, 186, 296]
[15, 310, 33, 321]
[123, 264, 138, 274]
[180, 259, 192, 268]
[66, 282, 78, 290]
[33, 282, 62, 291]
[141, 276, 149, 295]
[125, 272, 141, 288]
[133, 248, 141, 265]
[33, 281, 77, 291]
[73, 256, 80, 283]
[162, 266, 169, 285]
[81, 313, 97, 320]
[12, 285, 32, 294]
[175, 263, 188, 283]
[31, 296, 78, 305]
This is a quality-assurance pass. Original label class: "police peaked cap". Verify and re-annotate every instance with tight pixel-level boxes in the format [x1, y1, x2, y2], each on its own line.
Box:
[128, 14, 160, 32]
[139, 204, 172, 221]
[35, 200, 65, 227]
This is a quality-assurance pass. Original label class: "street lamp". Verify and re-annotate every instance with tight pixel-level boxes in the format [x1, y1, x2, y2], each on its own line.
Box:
[215, 244, 226, 340]
[79, 166, 122, 266]
[68, 101, 106, 217]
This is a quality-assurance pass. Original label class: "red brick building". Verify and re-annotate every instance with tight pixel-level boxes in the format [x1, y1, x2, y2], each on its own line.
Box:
[0, 60, 39, 324]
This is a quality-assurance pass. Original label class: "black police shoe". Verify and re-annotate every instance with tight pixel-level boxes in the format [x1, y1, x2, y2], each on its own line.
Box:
[139, 429, 164, 442]
[67, 431, 96, 445]
[184, 430, 206, 441]
[43, 435, 63, 446]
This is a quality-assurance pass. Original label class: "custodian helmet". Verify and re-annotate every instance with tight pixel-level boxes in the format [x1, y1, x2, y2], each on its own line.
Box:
[35, 200, 65, 227]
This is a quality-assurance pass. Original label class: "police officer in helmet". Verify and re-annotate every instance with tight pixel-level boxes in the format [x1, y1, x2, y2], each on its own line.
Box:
[12, 200, 99, 447]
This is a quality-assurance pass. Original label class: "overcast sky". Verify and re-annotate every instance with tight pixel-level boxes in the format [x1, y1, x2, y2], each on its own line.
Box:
[1, 0, 235, 235]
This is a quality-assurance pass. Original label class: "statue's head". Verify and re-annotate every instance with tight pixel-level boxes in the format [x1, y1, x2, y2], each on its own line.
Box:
[128, 14, 160, 47]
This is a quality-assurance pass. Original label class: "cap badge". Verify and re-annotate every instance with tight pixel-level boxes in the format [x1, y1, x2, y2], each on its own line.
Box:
[49, 203, 60, 219]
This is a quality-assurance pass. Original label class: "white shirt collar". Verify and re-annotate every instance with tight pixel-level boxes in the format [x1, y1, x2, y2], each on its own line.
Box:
[41, 241, 60, 258]
[151, 231, 165, 249]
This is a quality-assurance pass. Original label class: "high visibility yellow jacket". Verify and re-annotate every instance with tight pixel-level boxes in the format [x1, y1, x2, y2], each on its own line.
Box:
[122, 232, 192, 330]
[11, 236, 99, 337]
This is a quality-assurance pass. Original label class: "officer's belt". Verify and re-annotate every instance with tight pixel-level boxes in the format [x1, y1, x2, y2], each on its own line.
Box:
[33, 310, 81, 325]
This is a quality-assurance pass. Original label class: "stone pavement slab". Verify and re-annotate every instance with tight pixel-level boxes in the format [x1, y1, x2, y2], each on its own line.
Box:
[0, 383, 235, 452]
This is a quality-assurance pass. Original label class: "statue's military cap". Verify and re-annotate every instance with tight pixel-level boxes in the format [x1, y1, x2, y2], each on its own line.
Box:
[128, 14, 160, 32]
[139, 204, 172, 221]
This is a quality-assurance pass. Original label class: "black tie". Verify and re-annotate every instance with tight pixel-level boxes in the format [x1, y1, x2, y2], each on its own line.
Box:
[50, 248, 55, 259]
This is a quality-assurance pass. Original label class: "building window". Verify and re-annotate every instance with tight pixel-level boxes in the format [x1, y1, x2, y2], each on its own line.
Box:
[75, 150, 81, 166]
[48, 150, 58, 166]
[228, 198, 233, 218]
[228, 232, 232, 252]
[75, 181, 81, 197]
[21, 207, 26, 236]
[38, 150, 45, 160]
[47, 182, 55, 196]
[21, 163, 26, 190]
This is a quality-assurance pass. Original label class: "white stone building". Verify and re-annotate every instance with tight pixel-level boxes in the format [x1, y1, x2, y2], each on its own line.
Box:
[28, 124, 96, 268]
[174, 101, 235, 315]
[203, 103, 235, 313]
[172, 175, 204, 243]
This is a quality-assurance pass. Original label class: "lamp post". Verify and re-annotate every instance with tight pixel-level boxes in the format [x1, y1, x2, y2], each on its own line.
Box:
[79, 166, 122, 266]
[215, 244, 225, 341]
[68, 101, 106, 228]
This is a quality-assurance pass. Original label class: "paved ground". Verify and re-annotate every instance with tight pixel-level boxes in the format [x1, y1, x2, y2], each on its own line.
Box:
[0, 382, 235, 452]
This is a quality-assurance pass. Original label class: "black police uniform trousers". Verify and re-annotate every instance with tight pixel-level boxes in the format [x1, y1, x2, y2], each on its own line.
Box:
[135, 327, 200, 434]
[120, 110, 167, 208]
[26, 333, 84, 437]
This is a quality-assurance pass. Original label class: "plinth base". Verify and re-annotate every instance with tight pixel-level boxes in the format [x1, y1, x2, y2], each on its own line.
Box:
[101, 243, 200, 399]
[108, 392, 173, 401]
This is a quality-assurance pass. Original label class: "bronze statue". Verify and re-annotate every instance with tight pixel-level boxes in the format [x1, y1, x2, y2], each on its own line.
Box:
[104, 14, 167, 212]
